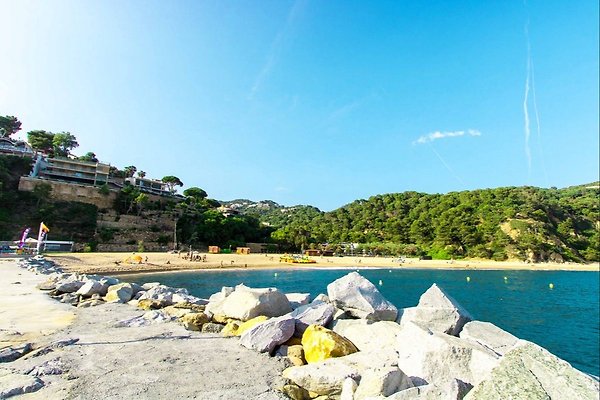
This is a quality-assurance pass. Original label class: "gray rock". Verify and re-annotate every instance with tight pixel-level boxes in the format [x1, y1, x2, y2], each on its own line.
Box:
[137, 284, 188, 305]
[327, 272, 398, 321]
[172, 292, 208, 305]
[27, 359, 66, 376]
[386, 379, 472, 399]
[239, 316, 295, 354]
[76, 280, 108, 297]
[115, 311, 175, 327]
[398, 284, 472, 336]
[77, 299, 105, 308]
[57, 292, 79, 305]
[141, 282, 161, 290]
[332, 319, 402, 353]
[396, 322, 500, 388]
[314, 293, 329, 303]
[201, 322, 224, 334]
[354, 367, 414, 399]
[464, 340, 600, 400]
[0, 373, 43, 397]
[286, 293, 311, 309]
[0, 343, 32, 362]
[55, 278, 85, 293]
[26, 338, 79, 358]
[459, 321, 519, 356]
[290, 300, 336, 336]
[220, 284, 292, 321]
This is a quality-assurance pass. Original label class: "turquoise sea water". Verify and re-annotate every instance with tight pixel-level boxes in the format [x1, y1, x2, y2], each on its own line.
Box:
[122, 267, 600, 376]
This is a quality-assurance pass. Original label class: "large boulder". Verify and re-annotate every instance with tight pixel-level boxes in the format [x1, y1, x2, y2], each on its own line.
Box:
[354, 367, 414, 399]
[302, 325, 358, 364]
[459, 321, 519, 356]
[464, 341, 600, 400]
[55, 277, 85, 293]
[220, 285, 292, 321]
[239, 316, 295, 354]
[282, 358, 361, 396]
[76, 279, 108, 297]
[332, 319, 402, 353]
[204, 286, 235, 316]
[105, 283, 134, 303]
[398, 284, 472, 336]
[291, 300, 336, 336]
[396, 322, 500, 388]
[327, 272, 398, 321]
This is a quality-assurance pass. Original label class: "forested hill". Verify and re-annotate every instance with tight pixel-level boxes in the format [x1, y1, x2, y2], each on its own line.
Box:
[258, 184, 599, 262]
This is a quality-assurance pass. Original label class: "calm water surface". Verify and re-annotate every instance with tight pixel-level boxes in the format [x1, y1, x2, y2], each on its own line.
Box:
[121, 267, 600, 376]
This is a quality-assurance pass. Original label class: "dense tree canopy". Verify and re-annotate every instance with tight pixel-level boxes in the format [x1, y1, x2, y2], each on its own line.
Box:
[0, 116, 22, 138]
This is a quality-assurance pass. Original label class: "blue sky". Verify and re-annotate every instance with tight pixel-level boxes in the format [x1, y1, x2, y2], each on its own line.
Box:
[1, 0, 598, 210]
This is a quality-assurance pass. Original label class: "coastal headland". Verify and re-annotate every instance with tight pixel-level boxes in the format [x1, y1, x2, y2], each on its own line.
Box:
[46, 252, 600, 276]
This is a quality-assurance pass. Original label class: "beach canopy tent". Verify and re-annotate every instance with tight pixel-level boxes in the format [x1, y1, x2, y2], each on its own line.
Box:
[236, 247, 251, 255]
[208, 246, 220, 254]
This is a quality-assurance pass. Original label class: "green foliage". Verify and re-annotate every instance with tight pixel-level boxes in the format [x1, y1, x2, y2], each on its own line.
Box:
[183, 187, 208, 200]
[98, 184, 110, 196]
[0, 115, 22, 138]
[157, 234, 170, 246]
[137, 240, 145, 252]
[246, 185, 600, 262]
[27, 130, 54, 153]
[52, 132, 79, 157]
[162, 175, 183, 193]
[98, 227, 117, 242]
[78, 152, 98, 162]
[124, 165, 137, 178]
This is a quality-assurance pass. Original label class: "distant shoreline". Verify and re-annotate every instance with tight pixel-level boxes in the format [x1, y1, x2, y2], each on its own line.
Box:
[38, 252, 600, 276]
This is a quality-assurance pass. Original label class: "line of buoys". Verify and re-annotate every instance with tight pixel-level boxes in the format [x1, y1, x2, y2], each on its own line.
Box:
[549, 283, 554, 289]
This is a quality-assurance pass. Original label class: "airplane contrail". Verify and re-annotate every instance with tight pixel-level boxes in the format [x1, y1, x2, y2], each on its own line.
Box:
[530, 59, 549, 185]
[523, 21, 532, 179]
[429, 144, 465, 186]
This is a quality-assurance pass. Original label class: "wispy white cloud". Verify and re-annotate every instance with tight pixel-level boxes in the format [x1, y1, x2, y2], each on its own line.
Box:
[249, 0, 307, 99]
[413, 129, 481, 145]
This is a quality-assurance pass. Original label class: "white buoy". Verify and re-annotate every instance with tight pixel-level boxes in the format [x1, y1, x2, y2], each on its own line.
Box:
[389, 270, 392, 273]
[466, 276, 471, 282]
[549, 283, 554, 289]
[378, 279, 383, 286]
[274, 272, 278, 277]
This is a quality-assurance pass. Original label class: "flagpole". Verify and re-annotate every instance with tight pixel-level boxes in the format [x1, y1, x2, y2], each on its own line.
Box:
[36, 222, 44, 254]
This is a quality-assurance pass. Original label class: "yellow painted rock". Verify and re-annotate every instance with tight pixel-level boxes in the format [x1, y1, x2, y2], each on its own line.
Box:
[137, 299, 168, 310]
[301, 325, 358, 364]
[180, 312, 210, 331]
[212, 314, 232, 324]
[221, 320, 242, 336]
[236, 316, 270, 336]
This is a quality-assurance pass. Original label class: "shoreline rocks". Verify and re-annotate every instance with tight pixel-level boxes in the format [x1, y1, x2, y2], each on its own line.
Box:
[14, 258, 599, 400]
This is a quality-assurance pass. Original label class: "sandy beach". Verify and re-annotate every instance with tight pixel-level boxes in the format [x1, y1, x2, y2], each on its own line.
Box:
[46, 252, 600, 276]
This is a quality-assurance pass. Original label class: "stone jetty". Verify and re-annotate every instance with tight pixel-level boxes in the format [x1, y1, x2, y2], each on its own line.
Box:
[1, 256, 598, 399]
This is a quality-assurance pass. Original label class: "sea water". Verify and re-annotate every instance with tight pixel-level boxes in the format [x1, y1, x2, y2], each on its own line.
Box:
[122, 267, 600, 376]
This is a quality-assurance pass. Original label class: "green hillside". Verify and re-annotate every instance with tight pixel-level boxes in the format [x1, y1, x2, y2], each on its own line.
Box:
[265, 184, 599, 262]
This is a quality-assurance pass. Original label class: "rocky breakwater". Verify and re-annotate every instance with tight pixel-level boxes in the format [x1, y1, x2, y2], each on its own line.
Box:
[3, 261, 599, 400]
